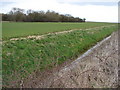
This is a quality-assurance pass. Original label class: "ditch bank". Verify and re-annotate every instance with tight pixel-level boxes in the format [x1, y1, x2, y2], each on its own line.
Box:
[23, 31, 118, 88]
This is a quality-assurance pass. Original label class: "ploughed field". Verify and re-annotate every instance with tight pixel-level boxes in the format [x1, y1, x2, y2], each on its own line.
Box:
[2, 22, 117, 87]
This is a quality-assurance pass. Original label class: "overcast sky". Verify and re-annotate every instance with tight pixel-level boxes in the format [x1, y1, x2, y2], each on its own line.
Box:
[0, 0, 119, 22]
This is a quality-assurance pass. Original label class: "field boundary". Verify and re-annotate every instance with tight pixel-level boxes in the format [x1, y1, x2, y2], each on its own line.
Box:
[2, 24, 117, 88]
[29, 31, 118, 88]
[61, 32, 113, 72]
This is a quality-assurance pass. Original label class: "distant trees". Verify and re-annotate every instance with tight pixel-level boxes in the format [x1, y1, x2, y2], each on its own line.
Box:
[6, 8, 26, 22]
[2, 8, 86, 22]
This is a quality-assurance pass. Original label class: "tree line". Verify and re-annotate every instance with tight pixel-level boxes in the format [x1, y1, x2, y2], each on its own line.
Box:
[2, 8, 86, 22]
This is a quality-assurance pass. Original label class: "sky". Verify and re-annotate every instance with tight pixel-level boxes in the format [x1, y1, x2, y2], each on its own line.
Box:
[0, 0, 119, 22]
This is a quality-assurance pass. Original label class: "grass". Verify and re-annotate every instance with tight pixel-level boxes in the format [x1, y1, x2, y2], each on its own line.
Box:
[2, 23, 117, 87]
[2, 22, 115, 39]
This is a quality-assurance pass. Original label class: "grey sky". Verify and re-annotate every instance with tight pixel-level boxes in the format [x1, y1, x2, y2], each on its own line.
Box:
[0, 0, 119, 22]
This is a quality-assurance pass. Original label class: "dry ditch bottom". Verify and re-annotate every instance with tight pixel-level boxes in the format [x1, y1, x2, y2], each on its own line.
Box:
[22, 31, 118, 88]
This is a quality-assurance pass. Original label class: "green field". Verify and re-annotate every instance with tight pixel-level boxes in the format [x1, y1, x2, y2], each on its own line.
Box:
[2, 22, 115, 39]
[2, 22, 117, 87]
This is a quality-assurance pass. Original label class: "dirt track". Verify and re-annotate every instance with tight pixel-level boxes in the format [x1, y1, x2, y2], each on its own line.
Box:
[21, 31, 118, 88]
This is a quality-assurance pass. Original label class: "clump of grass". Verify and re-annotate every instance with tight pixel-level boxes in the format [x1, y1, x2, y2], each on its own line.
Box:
[2, 25, 117, 87]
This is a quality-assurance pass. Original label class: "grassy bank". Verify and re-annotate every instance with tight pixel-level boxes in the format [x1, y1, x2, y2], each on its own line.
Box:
[2, 25, 117, 87]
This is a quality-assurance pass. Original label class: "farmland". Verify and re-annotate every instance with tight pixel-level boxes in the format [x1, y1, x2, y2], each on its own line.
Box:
[2, 22, 115, 39]
[2, 22, 117, 87]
